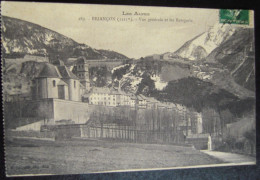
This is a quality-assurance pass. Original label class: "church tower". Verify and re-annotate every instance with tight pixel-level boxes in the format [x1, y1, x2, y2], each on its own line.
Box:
[75, 57, 90, 92]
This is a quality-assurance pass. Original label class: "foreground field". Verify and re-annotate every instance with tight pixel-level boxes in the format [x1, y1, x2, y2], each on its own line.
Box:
[5, 138, 222, 176]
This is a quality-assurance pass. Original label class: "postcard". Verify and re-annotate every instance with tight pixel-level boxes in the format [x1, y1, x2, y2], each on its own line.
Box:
[1, 1, 256, 177]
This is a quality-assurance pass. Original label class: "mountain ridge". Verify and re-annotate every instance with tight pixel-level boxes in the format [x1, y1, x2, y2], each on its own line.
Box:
[2, 16, 129, 61]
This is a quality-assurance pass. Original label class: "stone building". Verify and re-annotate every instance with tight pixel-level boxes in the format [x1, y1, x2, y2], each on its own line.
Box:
[74, 57, 91, 92]
[32, 60, 84, 101]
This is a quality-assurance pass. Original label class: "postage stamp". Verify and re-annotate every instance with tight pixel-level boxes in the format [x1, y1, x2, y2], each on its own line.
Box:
[219, 9, 249, 25]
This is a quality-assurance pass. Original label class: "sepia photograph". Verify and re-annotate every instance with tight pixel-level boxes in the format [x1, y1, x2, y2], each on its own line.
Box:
[1, 1, 256, 177]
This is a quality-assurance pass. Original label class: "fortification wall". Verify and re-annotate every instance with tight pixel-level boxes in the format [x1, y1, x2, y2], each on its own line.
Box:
[88, 61, 123, 71]
[53, 99, 91, 124]
[4, 99, 54, 129]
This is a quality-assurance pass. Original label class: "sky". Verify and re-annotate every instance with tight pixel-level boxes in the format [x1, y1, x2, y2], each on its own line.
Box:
[1, 1, 220, 58]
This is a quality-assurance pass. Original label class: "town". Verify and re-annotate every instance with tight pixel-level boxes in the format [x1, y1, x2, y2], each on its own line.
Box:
[4, 55, 209, 148]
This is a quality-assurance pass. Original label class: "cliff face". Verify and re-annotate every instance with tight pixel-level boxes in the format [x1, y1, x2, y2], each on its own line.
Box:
[206, 28, 255, 91]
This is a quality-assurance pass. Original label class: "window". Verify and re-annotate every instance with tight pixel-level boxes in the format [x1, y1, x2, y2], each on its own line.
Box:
[74, 81, 76, 88]
[53, 80, 56, 87]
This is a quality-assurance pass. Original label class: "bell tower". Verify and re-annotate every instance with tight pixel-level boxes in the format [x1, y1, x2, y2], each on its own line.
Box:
[76, 57, 90, 92]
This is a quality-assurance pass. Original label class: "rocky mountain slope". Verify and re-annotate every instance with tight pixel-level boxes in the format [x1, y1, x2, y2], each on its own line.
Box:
[165, 25, 255, 92]
[172, 24, 236, 61]
[206, 28, 255, 91]
[2, 16, 128, 61]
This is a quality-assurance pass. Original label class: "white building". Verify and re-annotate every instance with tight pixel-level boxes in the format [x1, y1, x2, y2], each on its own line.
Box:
[89, 87, 117, 106]
[137, 94, 147, 108]
[88, 87, 139, 107]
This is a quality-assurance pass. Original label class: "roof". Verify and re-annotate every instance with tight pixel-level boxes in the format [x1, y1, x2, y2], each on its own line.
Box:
[53, 60, 65, 66]
[37, 63, 61, 78]
[110, 89, 119, 95]
[91, 87, 130, 95]
[146, 97, 158, 103]
[76, 56, 88, 65]
[157, 102, 168, 107]
[56, 66, 78, 80]
[80, 83, 85, 88]
[37, 63, 78, 80]
[92, 87, 111, 94]
[130, 95, 137, 100]
[137, 94, 147, 101]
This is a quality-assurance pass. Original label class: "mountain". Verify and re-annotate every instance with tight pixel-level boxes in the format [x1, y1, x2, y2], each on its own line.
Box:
[172, 24, 236, 61]
[110, 24, 255, 115]
[157, 24, 255, 92]
[1, 16, 128, 61]
[206, 28, 255, 91]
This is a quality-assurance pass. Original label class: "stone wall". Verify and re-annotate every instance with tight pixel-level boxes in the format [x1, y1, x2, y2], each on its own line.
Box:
[53, 99, 91, 124]
[4, 99, 93, 129]
[4, 99, 54, 129]
[88, 60, 124, 71]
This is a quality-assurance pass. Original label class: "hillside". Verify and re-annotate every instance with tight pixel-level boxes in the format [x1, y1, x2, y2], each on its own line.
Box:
[156, 77, 254, 115]
[2, 16, 128, 61]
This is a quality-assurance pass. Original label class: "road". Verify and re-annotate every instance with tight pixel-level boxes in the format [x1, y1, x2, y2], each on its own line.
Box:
[201, 150, 256, 164]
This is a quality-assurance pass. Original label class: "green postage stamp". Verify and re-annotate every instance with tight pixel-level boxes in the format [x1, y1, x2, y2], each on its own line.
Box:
[220, 9, 249, 25]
